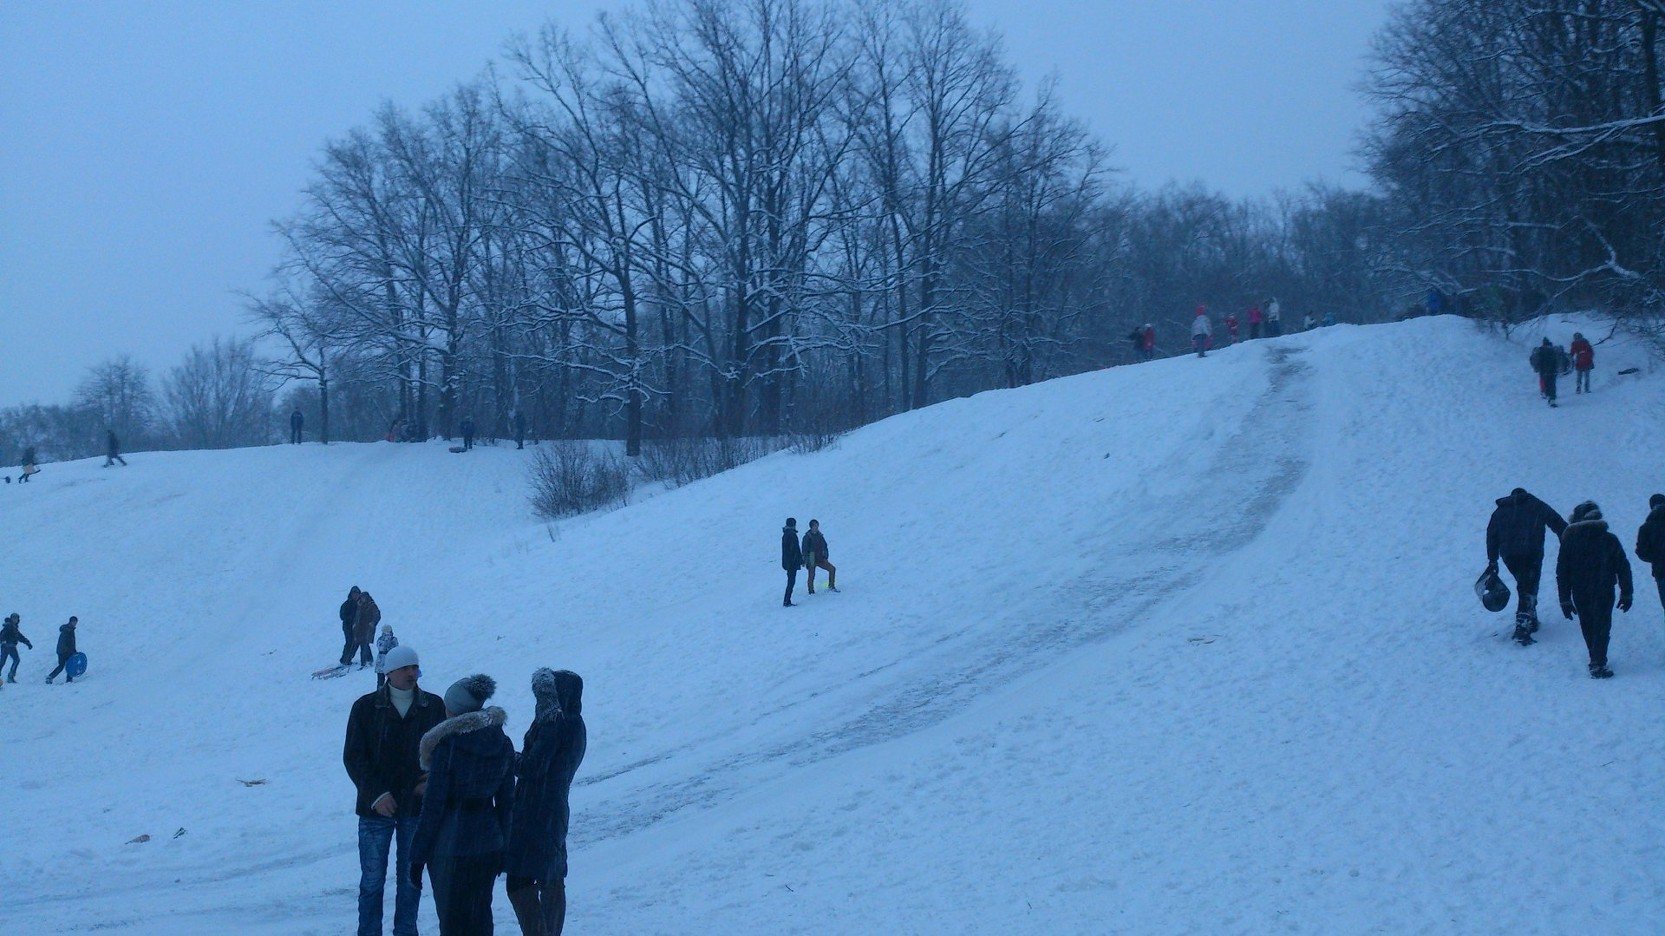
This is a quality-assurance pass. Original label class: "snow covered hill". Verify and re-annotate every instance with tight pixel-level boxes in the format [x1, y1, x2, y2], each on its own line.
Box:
[6, 315, 1665, 934]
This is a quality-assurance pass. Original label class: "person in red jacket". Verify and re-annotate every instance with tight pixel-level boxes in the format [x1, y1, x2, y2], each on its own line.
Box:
[1247, 304, 1263, 340]
[1570, 332, 1594, 394]
[1140, 323, 1155, 360]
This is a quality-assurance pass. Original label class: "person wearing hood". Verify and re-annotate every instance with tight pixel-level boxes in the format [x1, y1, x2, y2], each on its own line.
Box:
[45, 616, 77, 683]
[1557, 501, 1634, 678]
[104, 430, 127, 467]
[1529, 338, 1562, 407]
[340, 586, 365, 667]
[344, 644, 444, 936]
[375, 624, 400, 689]
[1570, 332, 1594, 394]
[505, 669, 587, 936]
[410, 674, 516, 935]
[1486, 488, 1569, 645]
[782, 518, 804, 607]
[1, 612, 32, 683]
[1190, 305, 1212, 357]
[1633, 494, 1665, 618]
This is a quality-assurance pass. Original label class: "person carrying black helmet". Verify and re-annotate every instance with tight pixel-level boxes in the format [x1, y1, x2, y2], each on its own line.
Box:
[1486, 488, 1568, 645]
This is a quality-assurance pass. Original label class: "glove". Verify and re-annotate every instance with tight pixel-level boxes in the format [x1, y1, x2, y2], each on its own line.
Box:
[1560, 600, 1576, 620]
[1618, 596, 1632, 612]
[410, 861, 424, 889]
[1485, 560, 1497, 575]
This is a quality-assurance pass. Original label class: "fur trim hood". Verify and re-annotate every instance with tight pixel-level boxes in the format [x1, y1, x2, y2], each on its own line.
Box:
[532, 668, 583, 722]
[419, 706, 508, 770]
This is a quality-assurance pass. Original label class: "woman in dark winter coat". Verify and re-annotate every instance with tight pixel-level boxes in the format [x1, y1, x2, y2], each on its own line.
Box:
[1557, 501, 1634, 678]
[410, 674, 517, 934]
[505, 669, 587, 936]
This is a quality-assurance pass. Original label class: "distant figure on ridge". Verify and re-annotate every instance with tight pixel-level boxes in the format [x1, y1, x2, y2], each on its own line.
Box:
[1570, 332, 1594, 394]
[104, 430, 127, 467]
[18, 446, 40, 483]
[1224, 310, 1239, 344]
[460, 415, 477, 452]
[782, 518, 803, 607]
[291, 406, 305, 444]
[514, 409, 528, 450]
[1247, 303, 1264, 340]
[802, 519, 838, 594]
[1266, 298, 1282, 337]
[1557, 501, 1632, 679]
[1191, 305, 1213, 358]
[1486, 487, 1568, 645]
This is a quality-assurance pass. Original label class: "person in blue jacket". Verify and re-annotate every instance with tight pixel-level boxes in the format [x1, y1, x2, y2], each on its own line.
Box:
[505, 669, 587, 935]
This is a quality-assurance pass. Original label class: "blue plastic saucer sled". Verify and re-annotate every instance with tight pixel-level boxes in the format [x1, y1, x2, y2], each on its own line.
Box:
[66, 652, 88, 679]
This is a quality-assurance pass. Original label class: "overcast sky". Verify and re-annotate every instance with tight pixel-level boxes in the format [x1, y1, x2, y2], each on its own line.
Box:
[0, 0, 1393, 408]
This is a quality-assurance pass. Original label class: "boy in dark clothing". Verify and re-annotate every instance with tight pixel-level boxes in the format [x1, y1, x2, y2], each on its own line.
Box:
[782, 518, 803, 607]
[801, 519, 838, 594]
[1633, 493, 1665, 617]
[45, 616, 78, 683]
[1, 612, 32, 683]
[460, 416, 476, 451]
[1529, 338, 1561, 407]
[1557, 501, 1633, 678]
[105, 430, 127, 467]
[291, 407, 305, 444]
[1486, 488, 1569, 644]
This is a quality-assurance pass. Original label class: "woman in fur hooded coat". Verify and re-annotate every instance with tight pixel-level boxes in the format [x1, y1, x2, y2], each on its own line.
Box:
[505, 669, 587, 935]
[410, 674, 517, 934]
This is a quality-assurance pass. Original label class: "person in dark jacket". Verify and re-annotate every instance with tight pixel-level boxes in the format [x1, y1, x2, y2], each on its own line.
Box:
[1557, 501, 1634, 678]
[1529, 338, 1561, 407]
[344, 644, 445, 936]
[411, 674, 516, 935]
[1, 612, 32, 683]
[505, 669, 587, 936]
[340, 586, 367, 667]
[45, 616, 77, 683]
[460, 416, 477, 452]
[514, 410, 528, 450]
[1486, 488, 1569, 645]
[801, 519, 838, 594]
[19, 445, 39, 482]
[353, 591, 382, 669]
[291, 407, 305, 444]
[1633, 493, 1665, 618]
[104, 430, 127, 467]
[1569, 333, 1594, 394]
[781, 518, 803, 607]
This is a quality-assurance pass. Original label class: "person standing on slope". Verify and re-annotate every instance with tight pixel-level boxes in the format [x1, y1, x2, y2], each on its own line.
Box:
[1632, 493, 1665, 621]
[1529, 338, 1562, 407]
[375, 624, 399, 689]
[1191, 305, 1213, 358]
[344, 644, 445, 936]
[354, 590, 382, 670]
[1557, 501, 1633, 678]
[782, 518, 804, 607]
[1266, 298, 1282, 337]
[1224, 310, 1239, 344]
[1247, 303, 1264, 340]
[45, 616, 77, 683]
[291, 406, 305, 444]
[1140, 323, 1156, 360]
[514, 409, 528, 450]
[1570, 332, 1594, 394]
[1486, 487, 1569, 645]
[505, 668, 587, 936]
[340, 586, 366, 668]
[104, 430, 127, 467]
[460, 416, 477, 452]
[1, 613, 32, 683]
[802, 519, 838, 594]
[19, 446, 39, 483]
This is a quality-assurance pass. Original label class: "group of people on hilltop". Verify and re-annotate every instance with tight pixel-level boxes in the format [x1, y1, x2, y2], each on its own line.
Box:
[1484, 487, 1659, 678]
[1130, 299, 1297, 361]
[1528, 332, 1596, 408]
[344, 644, 587, 935]
[780, 518, 838, 606]
[0, 612, 83, 685]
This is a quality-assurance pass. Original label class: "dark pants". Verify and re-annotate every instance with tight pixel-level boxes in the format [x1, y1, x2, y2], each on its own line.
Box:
[105, 454, 126, 466]
[291, 425, 303, 443]
[1141, 347, 1154, 361]
[463, 433, 475, 451]
[515, 429, 525, 450]
[1, 643, 19, 680]
[1656, 576, 1665, 615]
[1193, 335, 1207, 357]
[358, 814, 421, 936]
[784, 567, 798, 605]
[1268, 320, 1282, 337]
[1576, 368, 1591, 392]
[47, 652, 72, 682]
[507, 876, 566, 936]
[1575, 601, 1614, 668]
[805, 554, 836, 592]
[1250, 322, 1262, 339]
[1541, 372, 1558, 403]
[430, 852, 501, 935]
[341, 625, 371, 666]
[1501, 553, 1543, 620]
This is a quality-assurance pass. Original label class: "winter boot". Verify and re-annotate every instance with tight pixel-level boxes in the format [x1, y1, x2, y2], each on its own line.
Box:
[1522, 596, 1540, 633]
[1512, 619, 1535, 646]
[1590, 663, 1614, 679]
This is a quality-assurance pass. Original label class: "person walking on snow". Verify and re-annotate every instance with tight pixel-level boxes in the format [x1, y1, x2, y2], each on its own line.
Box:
[505, 668, 587, 936]
[1570, 332, 1594, 394]
[344, 644, 445, 936]
[1224, 311, 1239, 344]
[340, 586, 366, 667]
[375, 624, 399, 689]
[1557, 501, 1633, 678]
[460, 416, 477, 452]
[782, 518, 804, 607]
[1633, 493, 1665, 619]
[353, 591, 382, 669]
[802, 519, 838, 594]
[1191, 306, 1213, 358]
[1486, 487, 1569, 645]
[1247, 304, 1264, 340]
[45, 616, 77, 683]
[19, 446, 40, 482]
[104, 430, 127, 467]
[1530, 338, 1562, 407]
[291, 407, 305, 444]
[1266, 298, 1282, 337]
[1, 613, 32, 683]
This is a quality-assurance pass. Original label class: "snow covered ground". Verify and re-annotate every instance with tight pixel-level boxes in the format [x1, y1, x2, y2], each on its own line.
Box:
[5, 315, 1665, 934]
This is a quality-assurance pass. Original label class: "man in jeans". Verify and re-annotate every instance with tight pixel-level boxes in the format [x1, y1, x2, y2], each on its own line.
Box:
[344, 645, 445, 935]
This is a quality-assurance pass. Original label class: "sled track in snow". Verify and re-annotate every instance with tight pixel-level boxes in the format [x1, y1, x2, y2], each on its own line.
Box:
[580, 345, 1316, 843]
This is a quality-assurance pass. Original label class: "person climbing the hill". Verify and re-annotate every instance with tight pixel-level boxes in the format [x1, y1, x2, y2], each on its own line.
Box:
[1191, 305, 1213, 358]
[505, 668, 587, 936]
[782, 518, 803, 607]
[18, 446, 39, 483]
[1266, 298, 1282, 337]
[104, 430, 127, 467]
[1557, 501, 1633, 678]
[1486, 487, 1569, 645]
[1633, 493, 1665, 621]
[354, 590, 382, 670]
[460, 416, 476, 452]
[1570, 332, 1594, 394]
[409, 674, 516, 935]
[375, 624, 400, 689]
[1, 612, 32, 683]
[1247, 304, 1264, 340]
[344, 643, 445, 936]
[340, 586, 365, 667]
[291, 407, 305, 444]
[45, 616, 77, 684]
[1529, 338, 1561, 407]
[802, 519, 838, 594]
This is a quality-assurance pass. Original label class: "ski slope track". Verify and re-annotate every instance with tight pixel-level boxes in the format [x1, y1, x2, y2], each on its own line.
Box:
[5, 315, 1665, 933]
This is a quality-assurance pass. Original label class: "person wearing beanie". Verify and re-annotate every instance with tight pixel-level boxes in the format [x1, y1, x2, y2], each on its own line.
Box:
[1634, 494, 1665, 618]
[1557, 501, 1634, 678]
[1190, 304, 1212, 357]
[374, 624, 400, 689]
[1, 613, 31, 683]
[506, 669, 587, 936]
[802, 519, 838, 594]
[781, 518, 804, 607]
[343, 644, 444, 936]
[411, 674, 516, 934]
[45, 616, 77, 684]
[1486, 487, 1569, 645]
[1529, 338, 1562, 407]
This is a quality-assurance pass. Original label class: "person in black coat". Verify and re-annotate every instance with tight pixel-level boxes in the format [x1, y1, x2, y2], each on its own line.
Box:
[45, 616, 77, 683]
[1633, 493, 1665, 617]
[1, 612, 32, 683]
[1529, 338, 1561, 407]
[781, 518, 803, 607]
[290, 407, 305, 444]
[514, 410, 528, 450]
[104, 430, 127, 467]
[1486, 488, 1569, 644]
[1557, 501, 1634, 678]
[460, 416, 477, 452]
[344, 645, 445, 936]
[505, 669, 587, 936]
[411, 674, 516, 935]
[339, 586, 364, 667]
